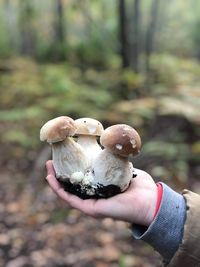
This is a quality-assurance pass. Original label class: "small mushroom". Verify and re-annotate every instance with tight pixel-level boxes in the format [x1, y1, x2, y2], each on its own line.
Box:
[40, 116, 88, 183]
[74, 117, 104, 164]
[92, 124, 141, 195]
[100, 124, 141, 157]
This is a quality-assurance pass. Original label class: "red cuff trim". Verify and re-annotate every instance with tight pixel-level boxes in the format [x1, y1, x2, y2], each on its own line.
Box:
[153, 183, 163, 220]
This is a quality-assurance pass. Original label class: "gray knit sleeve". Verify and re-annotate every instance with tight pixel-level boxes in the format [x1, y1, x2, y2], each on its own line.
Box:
[132, 183, 186, 264]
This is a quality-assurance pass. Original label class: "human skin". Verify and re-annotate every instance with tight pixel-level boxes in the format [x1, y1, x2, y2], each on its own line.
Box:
[46, 160, 157, 226]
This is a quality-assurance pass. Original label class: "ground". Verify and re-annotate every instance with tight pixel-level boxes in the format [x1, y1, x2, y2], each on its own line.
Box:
[0, 168, 161, 267]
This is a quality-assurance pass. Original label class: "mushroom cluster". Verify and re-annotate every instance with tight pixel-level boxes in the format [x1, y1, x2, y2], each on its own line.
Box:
[40, 116, 141, 199]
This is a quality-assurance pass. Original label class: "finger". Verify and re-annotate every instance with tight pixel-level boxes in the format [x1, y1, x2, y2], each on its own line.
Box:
[46, 174, 88, 210]
[68, 197, 99, 217]
[46, 173, 104, 217]
[46, 173, 62, 191]
[56, 189, 83, 207]
[46, 160, 55, 176]
[55, 187, 96, 216]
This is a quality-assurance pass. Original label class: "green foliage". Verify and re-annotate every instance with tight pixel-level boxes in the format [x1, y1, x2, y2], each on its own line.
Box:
[189, 16, 200, 59]
[0, 107, 45, 122]
[122, 69, 145, 90]
[150, 54, 180, 87]
[0, 55, 199, 185]
[119, 255, 127, 267]
[143, 141, 190, 161]
[0, 10, 13, 58]
[3, 130, 36, 147]
[0, 58, 114, 151]
[50, 210, 69, 224]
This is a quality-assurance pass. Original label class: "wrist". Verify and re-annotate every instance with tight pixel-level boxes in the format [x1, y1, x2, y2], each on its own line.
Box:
[128, 181, 157, 226]
[142, 183, 158, 226]
[126, 170, 159, 226]
[153, 183, 163, 219]
[132, 183, 186, 263]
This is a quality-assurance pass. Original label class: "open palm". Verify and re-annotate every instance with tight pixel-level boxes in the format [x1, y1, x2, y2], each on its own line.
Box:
[46, 160, 157, 226]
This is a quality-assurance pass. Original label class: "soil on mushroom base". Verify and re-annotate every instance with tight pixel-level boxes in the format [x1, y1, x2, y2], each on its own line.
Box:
[57, 178, 122, 199]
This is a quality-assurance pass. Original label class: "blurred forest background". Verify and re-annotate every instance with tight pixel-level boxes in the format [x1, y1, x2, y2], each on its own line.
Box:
[0, 0, 200, 266]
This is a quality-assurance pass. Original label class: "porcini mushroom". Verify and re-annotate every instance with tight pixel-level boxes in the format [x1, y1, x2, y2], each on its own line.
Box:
[74, 117, 104, 163]
[91, 124, 141, 197]
[40, 116, 89, 184]
[100, 124, 141, 157]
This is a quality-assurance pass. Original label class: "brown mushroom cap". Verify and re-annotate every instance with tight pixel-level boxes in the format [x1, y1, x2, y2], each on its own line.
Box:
[74, 118, 104, 136]
[40, 116, 77, 143]
[100, 124, 141, 157]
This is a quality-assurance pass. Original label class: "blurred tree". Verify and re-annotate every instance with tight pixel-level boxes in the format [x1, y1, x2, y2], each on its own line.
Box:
[55, 0, 65, 45]
[81, 0, 93, 38]
[118, 0, 129, 68]
[19, 0, 36, 56]
[191, 19, 200, 60]
[145, 0, 160, 72]
[118, 0, 141, 73]
[53, 0, 66, 60]
[130, 0, 141, 73]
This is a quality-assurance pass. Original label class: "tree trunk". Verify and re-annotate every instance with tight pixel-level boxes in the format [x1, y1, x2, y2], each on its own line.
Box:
[55, 0, 65, 44]
[118, 0, 129, 68]
[81, 0, 93, 38]
[53, 0, 65, 60]
[145, 0, 160, 72]
[130, 0, 140, 73]
[19, 0, 36, 56]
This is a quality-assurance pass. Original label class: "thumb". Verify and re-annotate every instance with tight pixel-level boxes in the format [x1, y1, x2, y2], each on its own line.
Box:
[46, 160, 55, 176]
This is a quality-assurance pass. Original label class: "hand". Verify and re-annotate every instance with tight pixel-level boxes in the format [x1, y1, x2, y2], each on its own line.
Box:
[46, 160, 157, 226]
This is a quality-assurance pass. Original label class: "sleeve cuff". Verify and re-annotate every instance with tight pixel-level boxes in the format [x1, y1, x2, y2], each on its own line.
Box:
[132, 183, 186, 263]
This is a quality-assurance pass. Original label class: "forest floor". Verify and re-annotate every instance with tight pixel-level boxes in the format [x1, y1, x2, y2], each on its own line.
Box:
[0, 167, 161, 267]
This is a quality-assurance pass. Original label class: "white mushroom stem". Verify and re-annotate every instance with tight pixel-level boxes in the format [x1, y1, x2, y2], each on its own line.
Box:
[92, 149, 133, 192]
[52, 137, 89, 183]
[76, 135, 102, 164]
